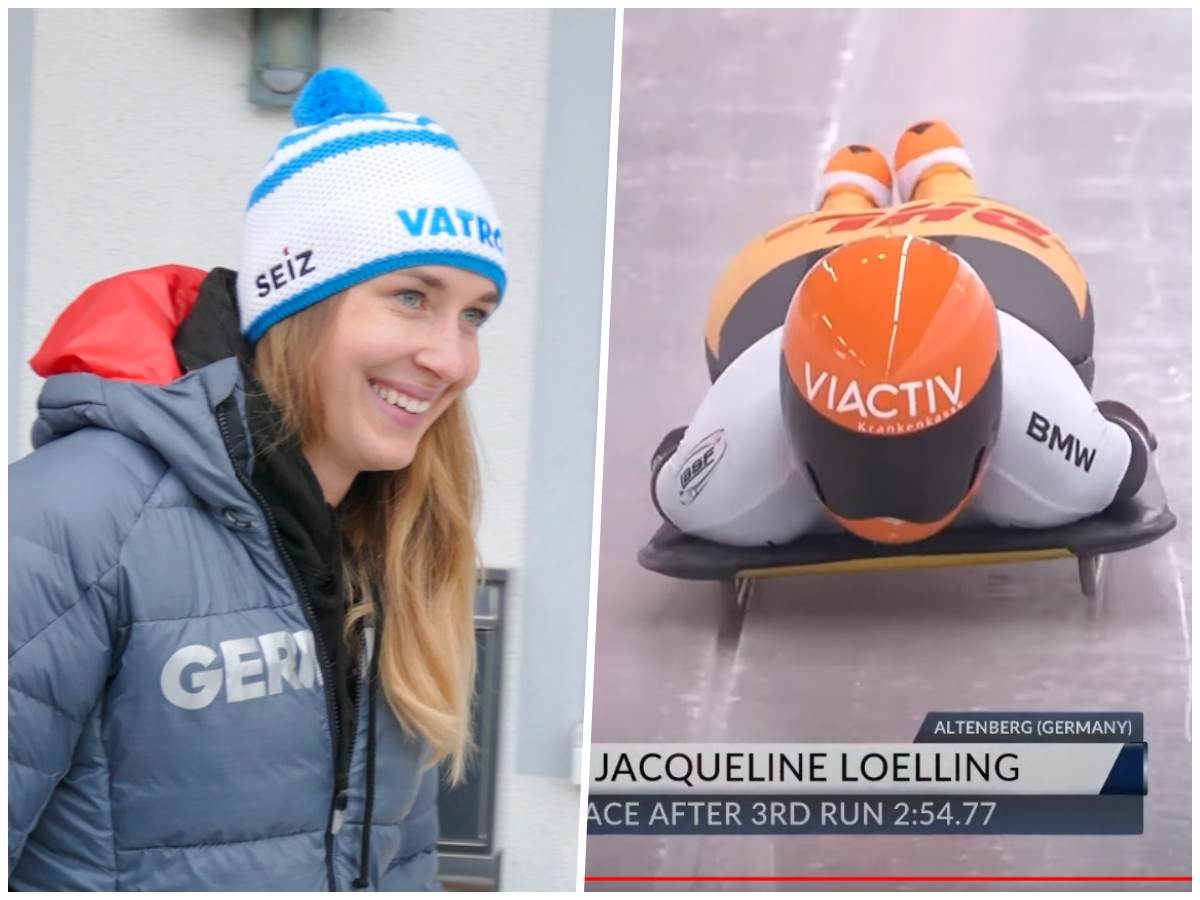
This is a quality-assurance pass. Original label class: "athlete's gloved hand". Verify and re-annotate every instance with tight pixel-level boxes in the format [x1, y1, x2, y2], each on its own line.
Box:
[1096, 399, 1156, 450]
[651, 426, 688, 478]
[649, 426, 688, 525]
[1096, 400, 1152, 503]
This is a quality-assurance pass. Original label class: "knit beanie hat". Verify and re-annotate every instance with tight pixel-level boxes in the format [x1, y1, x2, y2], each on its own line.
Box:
[237, 67, 506, 344]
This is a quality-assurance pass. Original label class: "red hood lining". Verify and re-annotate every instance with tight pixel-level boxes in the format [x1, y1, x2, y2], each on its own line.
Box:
[30, 264, 209, 385]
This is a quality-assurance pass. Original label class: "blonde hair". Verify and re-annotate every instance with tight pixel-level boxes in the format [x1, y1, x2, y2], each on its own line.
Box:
[251, 294, 479, 783]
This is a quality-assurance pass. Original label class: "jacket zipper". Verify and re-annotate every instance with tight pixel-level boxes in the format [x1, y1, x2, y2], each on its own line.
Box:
[333, 618, 366, 842]
[216, 403, 343, 891]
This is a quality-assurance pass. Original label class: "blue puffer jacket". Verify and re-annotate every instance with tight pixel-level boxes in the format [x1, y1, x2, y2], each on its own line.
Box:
[9, 268, 441, 890]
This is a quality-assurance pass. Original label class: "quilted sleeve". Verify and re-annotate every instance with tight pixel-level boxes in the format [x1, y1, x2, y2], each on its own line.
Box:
[8, 431, 157, 875]
[8, 545, 119, 875]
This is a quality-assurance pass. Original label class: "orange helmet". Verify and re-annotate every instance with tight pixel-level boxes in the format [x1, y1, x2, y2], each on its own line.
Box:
[780, 234, 1002, 544]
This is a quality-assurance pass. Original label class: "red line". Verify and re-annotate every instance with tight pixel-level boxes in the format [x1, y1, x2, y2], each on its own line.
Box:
[585, 876, 1191, 883]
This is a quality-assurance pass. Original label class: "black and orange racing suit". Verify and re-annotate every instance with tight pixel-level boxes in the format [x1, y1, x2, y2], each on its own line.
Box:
[653, 196, 1149, 547]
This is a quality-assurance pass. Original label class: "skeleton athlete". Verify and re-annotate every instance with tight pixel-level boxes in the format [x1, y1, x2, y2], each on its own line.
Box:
[653, 121, 1150, 547]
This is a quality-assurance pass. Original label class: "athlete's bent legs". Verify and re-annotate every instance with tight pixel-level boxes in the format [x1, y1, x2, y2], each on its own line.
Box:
[815, 144, 893, 212]
[893, 120, 977, 203]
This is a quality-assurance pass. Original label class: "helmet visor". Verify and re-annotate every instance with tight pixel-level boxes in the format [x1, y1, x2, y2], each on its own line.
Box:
[782, 355, 1002, 525]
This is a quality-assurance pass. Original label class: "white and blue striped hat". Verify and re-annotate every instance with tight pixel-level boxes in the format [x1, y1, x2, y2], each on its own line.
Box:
[237, 67, 505, 343]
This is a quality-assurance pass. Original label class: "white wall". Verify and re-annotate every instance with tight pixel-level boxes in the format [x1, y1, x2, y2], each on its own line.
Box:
[12, 8, 592, 891]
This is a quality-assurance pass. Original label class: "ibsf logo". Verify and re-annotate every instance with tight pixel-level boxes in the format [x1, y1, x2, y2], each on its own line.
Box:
[803, 362, 965, 434]
[160, 628, 323, 711]
[678, 429, 726, 506]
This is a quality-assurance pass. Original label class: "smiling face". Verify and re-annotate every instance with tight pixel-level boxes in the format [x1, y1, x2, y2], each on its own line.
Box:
[301, 265, 498, 503]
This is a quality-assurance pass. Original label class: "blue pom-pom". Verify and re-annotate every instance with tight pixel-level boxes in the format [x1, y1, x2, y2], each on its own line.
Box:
[292, 67, 388, 127]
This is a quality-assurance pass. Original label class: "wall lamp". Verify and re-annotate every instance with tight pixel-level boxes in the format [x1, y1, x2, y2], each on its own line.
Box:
[250, 9, 320, 107]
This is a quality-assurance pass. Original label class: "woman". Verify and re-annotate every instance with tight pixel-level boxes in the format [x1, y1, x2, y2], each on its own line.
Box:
[9, 68, 503, 890]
